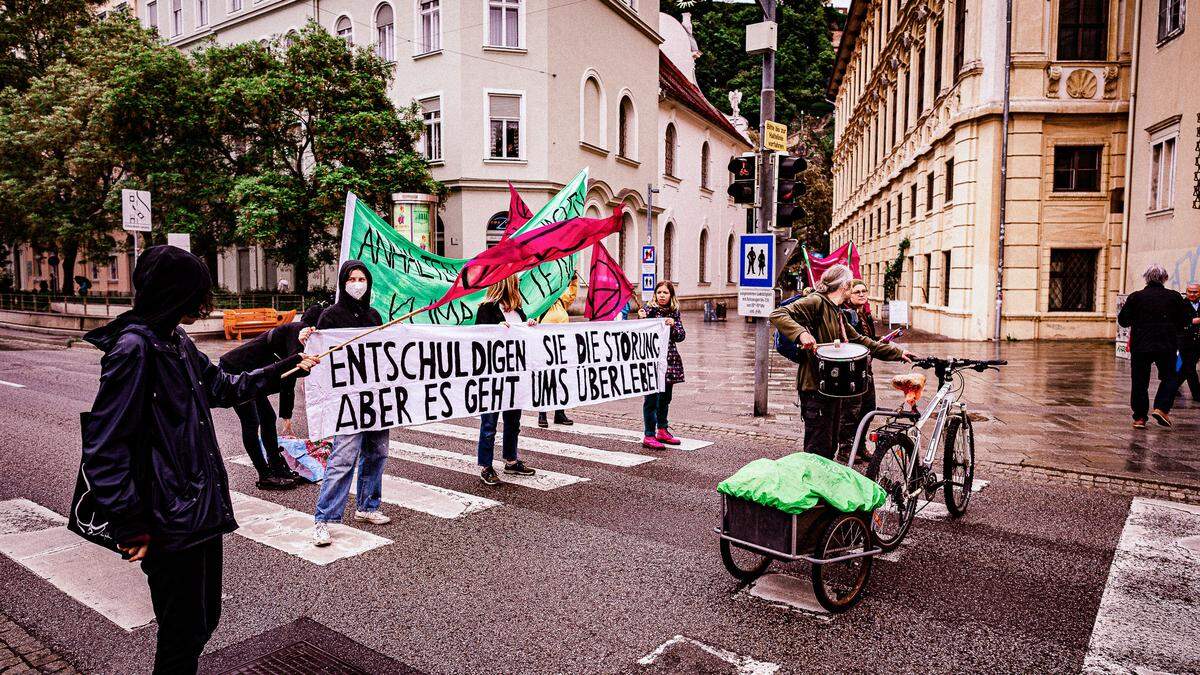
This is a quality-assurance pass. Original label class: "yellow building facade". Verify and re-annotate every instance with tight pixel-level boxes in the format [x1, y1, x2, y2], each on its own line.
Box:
[829, 0, 1133, 340]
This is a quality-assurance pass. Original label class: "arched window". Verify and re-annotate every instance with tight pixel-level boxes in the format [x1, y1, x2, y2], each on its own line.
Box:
[664, 123, 677, 177]
[698, 228, 709, 283]
[700, 141, 710, 189]
[375, 3, 394, 61]
[336, 16, 353, 44]
[619, 212, 632, 269]
[726, 233, 735, 284]
[581, 76, 603, 146]
[663, 221, 675, 282]
[618, 96, 634, 158]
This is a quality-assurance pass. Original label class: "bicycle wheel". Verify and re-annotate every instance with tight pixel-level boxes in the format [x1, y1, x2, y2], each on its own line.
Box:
[720, 538, 772, 582]
[942, 412, 975, 517]
[864, 435, 917, 551]
[811, 513, 873, 613]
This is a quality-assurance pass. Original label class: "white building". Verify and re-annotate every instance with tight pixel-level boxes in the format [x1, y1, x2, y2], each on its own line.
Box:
[139, 0, 748, 305]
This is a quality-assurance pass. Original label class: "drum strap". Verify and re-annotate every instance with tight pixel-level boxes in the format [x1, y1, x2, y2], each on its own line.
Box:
[816, 293, 850, 344]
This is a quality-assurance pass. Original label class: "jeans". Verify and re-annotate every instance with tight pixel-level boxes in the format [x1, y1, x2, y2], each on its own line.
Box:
[1129, 351, 1177, 419]
[1177, 347, 1200, 399]
[642, 382, 675, 436]
[477, 410, 521, 466]
[233, 394, 287, 478]
[800, 391, 843, 459]
[314, 430, 389, 523]
[142, 537, 223, 675]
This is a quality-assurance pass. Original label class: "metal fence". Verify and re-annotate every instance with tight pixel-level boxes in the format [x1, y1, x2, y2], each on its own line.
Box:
[0, 292, 317, 317]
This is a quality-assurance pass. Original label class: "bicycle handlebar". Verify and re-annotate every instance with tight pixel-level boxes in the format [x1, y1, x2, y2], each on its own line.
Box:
[911, 357, 1007, 371]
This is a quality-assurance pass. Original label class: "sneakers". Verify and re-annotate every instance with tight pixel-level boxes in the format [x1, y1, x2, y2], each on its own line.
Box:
[655, 428, 681, 445]
[537, 413, 549, 428]
[553, 412, 574, 426]
[480, 466, 500, 485]
[1151, 409, 1172, 427]
[642, 435, 666, 450]
[312, 524, 330, 547]
[1132, 418, 1147, 429]
[354, 510, 391, 525]
[504, 460, 536, 476]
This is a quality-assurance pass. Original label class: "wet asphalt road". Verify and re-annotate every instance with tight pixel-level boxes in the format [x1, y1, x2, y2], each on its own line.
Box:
[0, 341, 1137, 673]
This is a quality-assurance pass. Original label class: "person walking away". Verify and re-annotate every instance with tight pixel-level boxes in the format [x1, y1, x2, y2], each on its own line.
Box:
[770, 265, 914, 459]
[1118, 265, 1192, 428]
[838, 279, 878, 459]
[1177, 283, 1200, 401]
[80, 245, 318, 674]
[312, 262, 391, 547]
[474, 276, 539, 485]
[638, 281, 686, 450]
[537, 275, 579, 427]
[219, 304, 323, 490]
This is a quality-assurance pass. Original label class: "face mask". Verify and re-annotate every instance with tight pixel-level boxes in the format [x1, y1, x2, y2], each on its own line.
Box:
[345, 281, 368, 300]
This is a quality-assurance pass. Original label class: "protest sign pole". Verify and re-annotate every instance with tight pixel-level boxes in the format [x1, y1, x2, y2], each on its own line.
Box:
[281, 303, 433, 377]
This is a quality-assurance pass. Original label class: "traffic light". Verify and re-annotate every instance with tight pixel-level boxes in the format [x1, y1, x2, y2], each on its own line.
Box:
[775, 154, 808, 229]
[727, 153, 757, 205]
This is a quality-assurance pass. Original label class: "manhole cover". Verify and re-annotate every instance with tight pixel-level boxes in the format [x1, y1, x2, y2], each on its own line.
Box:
[201, 618, 420, 675]
[220, 642, 368, 675]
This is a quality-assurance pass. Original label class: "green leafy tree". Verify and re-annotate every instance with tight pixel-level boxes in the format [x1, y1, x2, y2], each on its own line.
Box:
[0, 0, 100, 91]
[193, 22, 442, 292]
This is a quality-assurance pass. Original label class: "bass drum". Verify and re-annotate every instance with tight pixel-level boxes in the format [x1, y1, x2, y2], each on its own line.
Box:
[816, 342, 870, 398]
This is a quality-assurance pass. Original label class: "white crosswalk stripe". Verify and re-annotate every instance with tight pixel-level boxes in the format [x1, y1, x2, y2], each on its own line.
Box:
[388, 441, 588, 490]
[229, 491, 389, 565]
[415, 421, 656, 467]
[518, 416, 713, 451]
[227, 456, 500, 519]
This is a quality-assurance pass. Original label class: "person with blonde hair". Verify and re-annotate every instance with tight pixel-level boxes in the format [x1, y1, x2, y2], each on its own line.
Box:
[473, 275, 538, 485]
[770, 264, 914, 458]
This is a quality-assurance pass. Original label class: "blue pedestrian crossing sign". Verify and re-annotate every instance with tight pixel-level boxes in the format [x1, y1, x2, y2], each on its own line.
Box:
[739, 234, 774, 288]
[641, 245, 656, 301]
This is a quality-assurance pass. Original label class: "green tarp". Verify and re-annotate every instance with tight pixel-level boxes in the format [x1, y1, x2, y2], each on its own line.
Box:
[717, 453, 886, 514]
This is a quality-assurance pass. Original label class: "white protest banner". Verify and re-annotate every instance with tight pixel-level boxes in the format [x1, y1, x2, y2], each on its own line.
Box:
[303, 319, 670, 439]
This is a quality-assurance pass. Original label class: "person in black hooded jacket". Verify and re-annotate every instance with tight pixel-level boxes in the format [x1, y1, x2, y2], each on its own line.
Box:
[311, 260, 392, 547]
[219, 303, 324, 490]
[81, 246, 319, 674]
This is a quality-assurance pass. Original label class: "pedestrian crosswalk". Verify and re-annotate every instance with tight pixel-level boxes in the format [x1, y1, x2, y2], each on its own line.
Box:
[517, 416, 714, 451]
[415, 421, 656, 467]
[387, 441, 588, 490]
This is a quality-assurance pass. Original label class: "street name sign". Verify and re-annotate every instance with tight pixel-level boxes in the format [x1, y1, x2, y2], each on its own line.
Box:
[121, 189, 152, 232]
[738, 233, 775, 318]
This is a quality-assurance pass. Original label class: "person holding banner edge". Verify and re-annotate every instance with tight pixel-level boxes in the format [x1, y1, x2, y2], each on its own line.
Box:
[313, 261, 392, 547]
[638, 281, 686, 450]
[475, 275, 539, 485]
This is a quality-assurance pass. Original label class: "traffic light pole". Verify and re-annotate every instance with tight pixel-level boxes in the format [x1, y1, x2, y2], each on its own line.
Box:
[752, 0, 776, 418]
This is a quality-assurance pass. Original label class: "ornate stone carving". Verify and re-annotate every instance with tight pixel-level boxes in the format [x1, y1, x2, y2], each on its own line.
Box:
[1046, 65, 1062, 98]
[1103, 66, 1119, 99]
[1065, 69, 1098, 99]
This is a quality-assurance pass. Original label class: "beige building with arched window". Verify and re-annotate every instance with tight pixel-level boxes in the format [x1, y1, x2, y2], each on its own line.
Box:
[830, 0, 1132, 340]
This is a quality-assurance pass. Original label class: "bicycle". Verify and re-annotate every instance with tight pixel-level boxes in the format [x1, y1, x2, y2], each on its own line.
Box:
[848, 356, 1006, 551]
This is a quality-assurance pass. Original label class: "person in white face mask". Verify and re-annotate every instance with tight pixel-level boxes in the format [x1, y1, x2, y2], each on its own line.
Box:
[311, 260, 391, 547]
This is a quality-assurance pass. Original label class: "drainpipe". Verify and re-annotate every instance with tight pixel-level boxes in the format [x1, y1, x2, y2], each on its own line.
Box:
[993, 0, 1014, 342]
[1119, 0, 1143, 296]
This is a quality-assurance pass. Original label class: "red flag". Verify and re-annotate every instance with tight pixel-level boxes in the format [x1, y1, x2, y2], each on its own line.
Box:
[808, 242, 861, 280]
[502, 182, 533, 242]
[428, 208, 624, 312]
[584, 242, 633, 321]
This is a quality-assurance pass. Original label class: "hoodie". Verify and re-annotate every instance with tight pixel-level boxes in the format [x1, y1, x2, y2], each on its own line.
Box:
[317, 260, 383, 330]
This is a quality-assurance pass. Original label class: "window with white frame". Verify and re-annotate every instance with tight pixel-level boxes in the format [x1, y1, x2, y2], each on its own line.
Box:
[419, 0, 441, 54]
[581, 76, 603, 146]
[664, 123, 677, 176]
[488, 93, 521, 159]
[197, 0, 207, 25]
[487, 0, 520, 48]
[336, 16, 353, 43]
[230, 0, 241, 11]
[420, 97, 442, 161]
[701, 141, 710, 189]
[1158, 0, 1185, 42]
[1150, 133, 1177, 211]
[375, 4, 395, 61]
[698, 228, 708, 282]
[171, 0, 182, 35]
[147, 0, 158, 29]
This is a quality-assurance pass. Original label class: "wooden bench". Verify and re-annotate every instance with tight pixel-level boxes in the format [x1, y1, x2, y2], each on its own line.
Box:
[223, 308, 296, 340]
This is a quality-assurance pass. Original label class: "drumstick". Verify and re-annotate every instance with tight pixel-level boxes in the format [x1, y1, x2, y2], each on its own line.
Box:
[281, 304, 433, 378]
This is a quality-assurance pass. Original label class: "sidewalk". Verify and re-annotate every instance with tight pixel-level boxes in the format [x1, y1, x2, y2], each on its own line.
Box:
[0, 613, 78, 674]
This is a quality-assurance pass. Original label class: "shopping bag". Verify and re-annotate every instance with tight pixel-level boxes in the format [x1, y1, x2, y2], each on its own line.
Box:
[66, 412, 122, 554]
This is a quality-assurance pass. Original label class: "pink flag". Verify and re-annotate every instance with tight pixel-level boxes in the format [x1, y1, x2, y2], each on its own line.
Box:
[808, 242, 861, 280]
[585, 242, 633, 321]
[502, 183, 533, 242]
[428, 208, 624, 312]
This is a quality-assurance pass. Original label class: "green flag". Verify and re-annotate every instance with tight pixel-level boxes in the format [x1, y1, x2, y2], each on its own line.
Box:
[340, 169, 589, 325]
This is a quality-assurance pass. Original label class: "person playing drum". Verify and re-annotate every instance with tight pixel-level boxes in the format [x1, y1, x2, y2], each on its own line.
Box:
[770, 264, 915, 459]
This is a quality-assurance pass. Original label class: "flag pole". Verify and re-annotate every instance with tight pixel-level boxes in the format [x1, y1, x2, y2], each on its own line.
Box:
[281, 304, 433, 377]
[801, 244, 816, 288]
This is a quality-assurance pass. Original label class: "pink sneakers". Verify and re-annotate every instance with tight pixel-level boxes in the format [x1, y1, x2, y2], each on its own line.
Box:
[655, 428, 682, 445]
[642, 435, 665, 450]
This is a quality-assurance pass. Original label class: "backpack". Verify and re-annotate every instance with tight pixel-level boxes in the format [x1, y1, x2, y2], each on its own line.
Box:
[773, 294, 807, 363]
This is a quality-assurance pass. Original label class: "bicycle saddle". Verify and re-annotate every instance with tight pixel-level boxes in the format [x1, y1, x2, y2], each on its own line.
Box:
[890, 373, 927, 407]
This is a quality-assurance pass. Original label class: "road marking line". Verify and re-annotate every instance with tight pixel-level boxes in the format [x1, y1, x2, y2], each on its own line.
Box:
[229, 491, 390, 565]
[517, 416, 713, 451]
[1083, 498, 1200, 674]
[0, 499, 153, 631]
[416, 421, 656, 467]
[388, 441, 588, 491]
[227, 456, 500, 519]
[745, 573, 833, 621]
[0, 379, 26, 388]
[637, 635, 779, 675]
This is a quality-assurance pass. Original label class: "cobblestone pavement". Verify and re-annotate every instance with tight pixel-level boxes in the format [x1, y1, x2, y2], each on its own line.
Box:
[0, 614, 77, 674]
